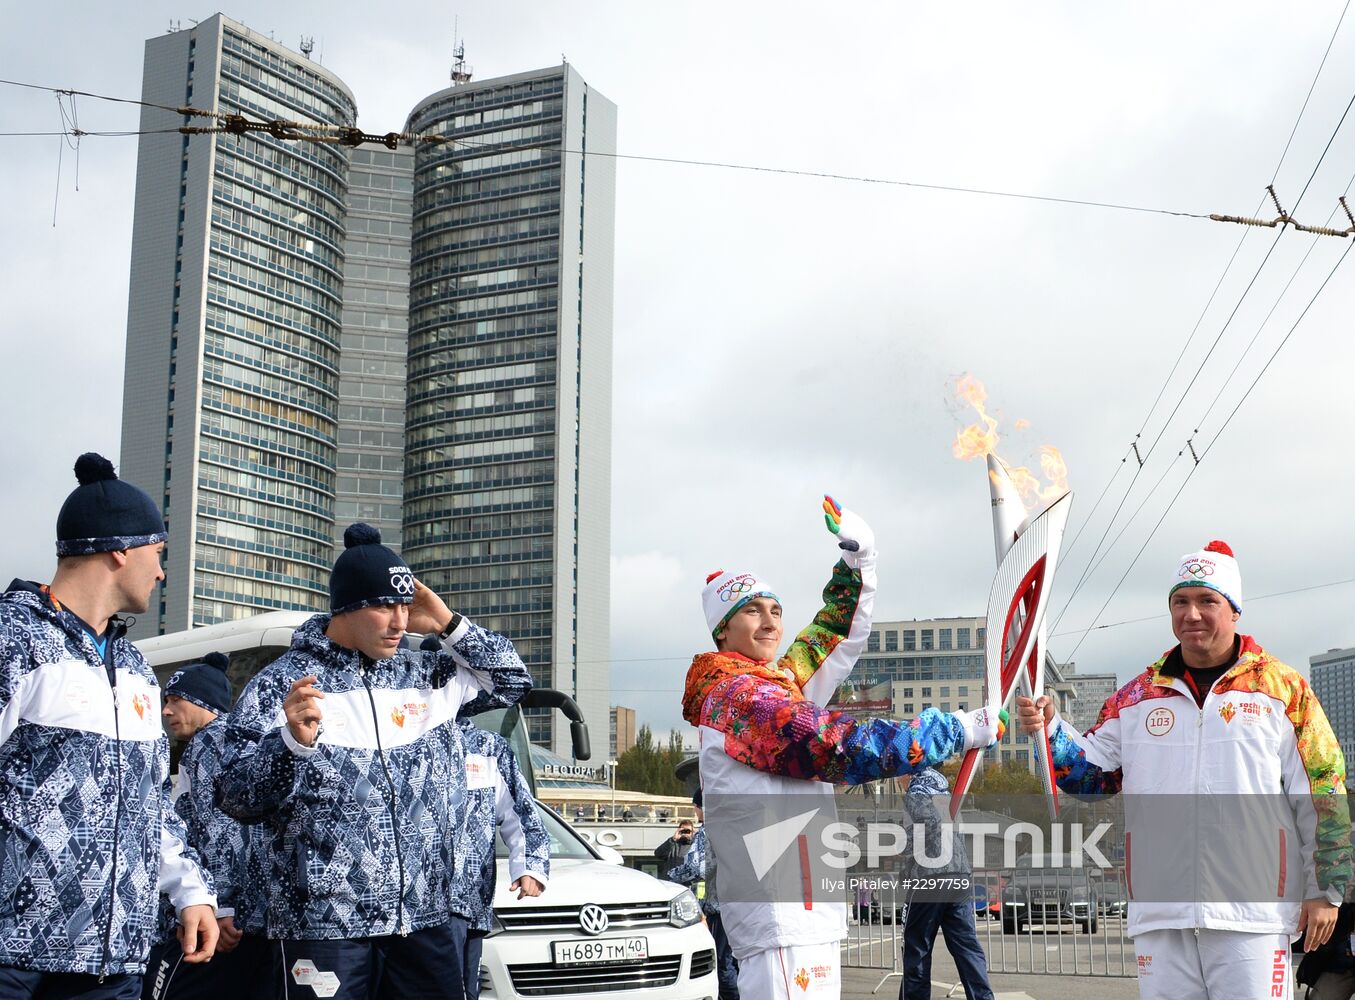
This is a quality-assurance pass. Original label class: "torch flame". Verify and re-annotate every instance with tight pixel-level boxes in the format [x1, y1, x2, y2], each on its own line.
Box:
[951, 375, 1069, 509]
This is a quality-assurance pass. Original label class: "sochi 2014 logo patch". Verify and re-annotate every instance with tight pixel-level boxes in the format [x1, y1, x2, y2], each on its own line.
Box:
[389, 567, 415, 596]
[1218, 702, 1236, 725]
[1144, 706, 1174, 737]
[131, 693, 152, 719]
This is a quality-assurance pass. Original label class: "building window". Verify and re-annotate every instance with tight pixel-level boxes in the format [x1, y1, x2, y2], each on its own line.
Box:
[941, 703, 951, 712]
[976, 627, 986, 646]
[903, 631, 916, 652]
[957, 627, 970, 649]
[904, 688, 913, 698]
[959, 685, 969, 698]
[922, 687, 932, 698]
[867, 632, 880, 652]
[939, 629, 952, 650]
[941, 686, 950, 697]
[921, 630, 934, 651]
[904, 703, 914, 713]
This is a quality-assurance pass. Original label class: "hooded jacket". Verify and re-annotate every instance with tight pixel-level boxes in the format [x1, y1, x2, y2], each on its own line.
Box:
[216, 613, 531, 939]
[1049, 636, 1351, 937]
[681, 558, 974, 960]
[451, 721, 550, 932]
[0, 581, 215, 976]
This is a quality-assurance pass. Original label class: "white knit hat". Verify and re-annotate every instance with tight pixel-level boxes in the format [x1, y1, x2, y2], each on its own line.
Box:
[1170, 540, 1242, 613]
[702, 569, 780, 640]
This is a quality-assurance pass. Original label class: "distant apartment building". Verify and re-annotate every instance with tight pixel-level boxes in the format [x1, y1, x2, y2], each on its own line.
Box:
[1311, 646, 1355, 765]
[610, 705, 637, 759]
[1063, 669, 1119, 733]
[403, 66, 616, 756]
[121, 15, 356, 636]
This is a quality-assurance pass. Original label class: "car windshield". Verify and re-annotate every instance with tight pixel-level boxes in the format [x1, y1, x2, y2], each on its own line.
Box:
[496, 802, 596, 861]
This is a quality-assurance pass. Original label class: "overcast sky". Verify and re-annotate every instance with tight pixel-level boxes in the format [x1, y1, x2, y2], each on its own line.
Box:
[3, 2, 1353, 739]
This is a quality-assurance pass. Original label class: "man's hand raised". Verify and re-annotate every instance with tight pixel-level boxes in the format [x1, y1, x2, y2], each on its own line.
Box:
[408, 578, 456, 637]
[1016, 695, 1055, 735]
[284, 675, 324, 748]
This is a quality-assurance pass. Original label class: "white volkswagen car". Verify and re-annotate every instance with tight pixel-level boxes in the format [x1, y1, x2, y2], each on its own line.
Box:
[479, 804, 719, 999]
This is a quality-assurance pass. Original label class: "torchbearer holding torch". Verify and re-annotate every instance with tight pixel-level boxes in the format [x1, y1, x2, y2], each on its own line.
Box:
[682, 497, 1007, 1000]
[1017, 540, 1351, 1000]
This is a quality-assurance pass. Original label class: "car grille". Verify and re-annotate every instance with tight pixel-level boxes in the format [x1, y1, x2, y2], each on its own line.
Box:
[690, 949, 716, 979]
[507, 956, 683, 995]
[497, 901, 671, 932]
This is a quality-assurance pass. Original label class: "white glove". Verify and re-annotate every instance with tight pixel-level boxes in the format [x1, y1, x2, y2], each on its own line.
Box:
[822, 495, 876, 569]
[954, 704, 1007, 752]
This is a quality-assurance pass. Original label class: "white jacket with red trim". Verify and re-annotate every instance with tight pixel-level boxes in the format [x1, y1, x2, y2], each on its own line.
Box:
[1049, 637, 1350, 938]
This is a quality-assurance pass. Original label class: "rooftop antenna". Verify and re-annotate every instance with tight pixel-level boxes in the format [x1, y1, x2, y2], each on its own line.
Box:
[299, 36, 314, 59]
[167, 19, 181, 33]
[450, 17, 473, 85]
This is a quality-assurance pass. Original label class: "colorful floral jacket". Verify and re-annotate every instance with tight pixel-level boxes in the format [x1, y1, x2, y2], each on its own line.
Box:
[0, 581, 215, 976]
[1049, 635, 1350, 936]
[216, 613, 531, 940]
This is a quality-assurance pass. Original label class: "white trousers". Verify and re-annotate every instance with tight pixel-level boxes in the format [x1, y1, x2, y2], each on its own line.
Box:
[736, 941, 841, 999]
[1134, 929, 1292, 1000]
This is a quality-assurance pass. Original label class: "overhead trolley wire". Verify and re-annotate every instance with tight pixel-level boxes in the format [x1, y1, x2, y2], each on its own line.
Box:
[1051, 4, 1355, 633]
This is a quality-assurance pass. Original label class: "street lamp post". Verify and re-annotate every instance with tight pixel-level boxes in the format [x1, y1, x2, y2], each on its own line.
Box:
[608, 759, 619, 820]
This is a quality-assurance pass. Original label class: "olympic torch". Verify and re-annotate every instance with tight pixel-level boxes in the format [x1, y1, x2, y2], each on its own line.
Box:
[950, 456, 1071, 819]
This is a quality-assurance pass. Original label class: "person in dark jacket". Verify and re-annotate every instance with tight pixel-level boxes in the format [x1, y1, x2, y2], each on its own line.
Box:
[668, 789, 738, 1000]
[217, 524, 532, 1000]
[654, 818, 696, 880]
[144, 652, 273, 1000]
[0, 454, 217, 1000]
[899, 768, 994, 1000]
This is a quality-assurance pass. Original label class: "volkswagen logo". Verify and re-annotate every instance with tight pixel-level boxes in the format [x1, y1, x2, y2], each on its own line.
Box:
[578, 904, 609, 936]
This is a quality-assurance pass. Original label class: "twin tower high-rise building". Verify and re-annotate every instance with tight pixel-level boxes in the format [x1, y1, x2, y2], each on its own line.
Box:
[119, 15, 615, 753]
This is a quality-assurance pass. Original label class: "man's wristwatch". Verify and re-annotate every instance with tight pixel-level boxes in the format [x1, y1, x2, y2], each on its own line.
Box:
[438, 612, 464, 640]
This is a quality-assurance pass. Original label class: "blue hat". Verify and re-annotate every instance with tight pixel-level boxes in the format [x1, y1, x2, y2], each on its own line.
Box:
[55, 453, 166, 557]
[165, 652, 232, 716]
[330, 523, 416, 615]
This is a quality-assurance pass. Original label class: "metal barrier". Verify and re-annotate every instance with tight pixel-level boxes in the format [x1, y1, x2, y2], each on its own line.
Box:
[841, 881, 903, 993]
[975, 866, 1134, 977]
[841, 870, 1135, 991]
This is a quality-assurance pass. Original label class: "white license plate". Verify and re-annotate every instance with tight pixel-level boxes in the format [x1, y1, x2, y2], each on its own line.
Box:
[552, 936, 649, 966]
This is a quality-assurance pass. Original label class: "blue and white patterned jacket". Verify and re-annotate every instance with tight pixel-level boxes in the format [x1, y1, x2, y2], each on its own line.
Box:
[174, 718, 263, 929]
[668, 827, 720, 915]
[0, 581, 215, 976]
[216, 613, 532, 939]
[452, 722, 551, 931]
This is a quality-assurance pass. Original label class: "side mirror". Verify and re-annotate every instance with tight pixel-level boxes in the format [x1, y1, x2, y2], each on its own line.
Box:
[594, 843, 624, 865]
[571, 721, 591, 761]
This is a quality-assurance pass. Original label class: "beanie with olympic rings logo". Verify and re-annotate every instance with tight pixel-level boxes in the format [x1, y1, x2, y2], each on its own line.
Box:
[702, 569, 780, 642]
[1169, 540, 1242, 613]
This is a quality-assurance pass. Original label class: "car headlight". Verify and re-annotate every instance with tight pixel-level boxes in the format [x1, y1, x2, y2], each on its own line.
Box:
[669, 889, 702, 928]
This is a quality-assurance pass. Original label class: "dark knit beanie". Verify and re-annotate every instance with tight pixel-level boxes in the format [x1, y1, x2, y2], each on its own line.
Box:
[55, 453, 167, 556]
[692, 788, 703, 808]
[165, 652, 233, 716]
[330, 523, 415, 615]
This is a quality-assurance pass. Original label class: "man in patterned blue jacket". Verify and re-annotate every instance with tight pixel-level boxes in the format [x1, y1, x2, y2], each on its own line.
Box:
[0, 454, 217, 999]
[144, 652, 271, 1000]
[452, 715, 551, 999]
[217, 524, 533, 1000]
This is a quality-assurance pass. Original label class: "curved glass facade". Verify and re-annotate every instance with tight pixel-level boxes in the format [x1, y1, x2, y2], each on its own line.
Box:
[123, 16, 356, 633]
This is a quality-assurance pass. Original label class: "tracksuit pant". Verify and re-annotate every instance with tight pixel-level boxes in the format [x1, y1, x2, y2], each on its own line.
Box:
[278, 917, 469, 1000]
[0, 967, 142, 1000]
[706, 911, 741, 1000]
[736, 941, 839, 998]
[142, 932, 272, 1000]
[900, 897, 995, 1000]
[1134, 928, 1292, 1000]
